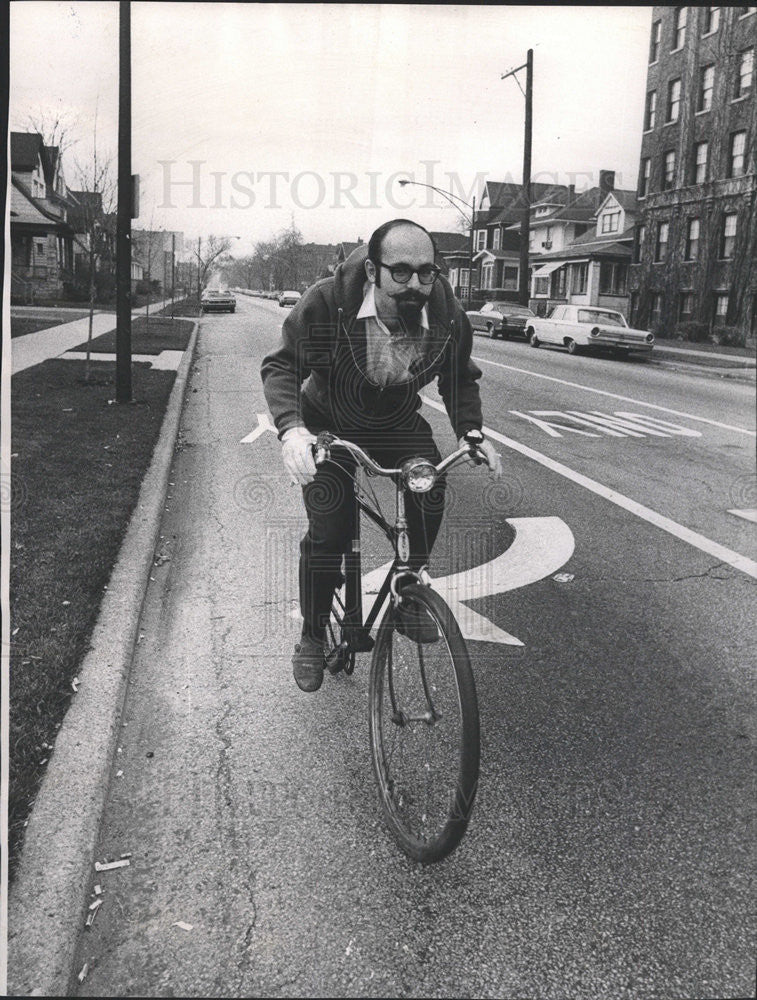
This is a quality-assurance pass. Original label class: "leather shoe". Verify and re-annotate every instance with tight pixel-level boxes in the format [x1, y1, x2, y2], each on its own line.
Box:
[292, 635, 325, 692]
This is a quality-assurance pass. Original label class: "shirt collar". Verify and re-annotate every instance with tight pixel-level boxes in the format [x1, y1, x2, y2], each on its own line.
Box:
[356, 282, 429, 330]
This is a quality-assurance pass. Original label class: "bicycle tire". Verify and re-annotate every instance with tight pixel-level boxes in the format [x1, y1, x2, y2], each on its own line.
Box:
[368, 583, 480, 863]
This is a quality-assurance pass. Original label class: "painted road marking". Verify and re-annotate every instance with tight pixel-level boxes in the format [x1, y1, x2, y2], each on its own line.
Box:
[728, 509, 757, 524]
[240, 413, 277, 443]
[422, 395, 757, 580]
[509, 410, 702, 439]
[472, 356, 756, 436]
[60, 350, 185, 371]
[361, 516, 575, 646]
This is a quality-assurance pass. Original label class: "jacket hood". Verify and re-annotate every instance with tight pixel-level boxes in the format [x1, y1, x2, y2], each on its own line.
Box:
[333, 244, 456, 329]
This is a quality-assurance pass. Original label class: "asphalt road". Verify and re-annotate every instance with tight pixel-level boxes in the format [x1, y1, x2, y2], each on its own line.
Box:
[74, 294, 756, 998]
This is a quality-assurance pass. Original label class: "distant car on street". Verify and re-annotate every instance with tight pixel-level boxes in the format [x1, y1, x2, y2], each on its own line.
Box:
[526, 304, 655, 356]
[201, 289, 236, 314]
[278, 290, 302, 307]
[466, 301, 537, 339]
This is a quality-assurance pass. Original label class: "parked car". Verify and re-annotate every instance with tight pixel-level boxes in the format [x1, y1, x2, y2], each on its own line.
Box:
[466, 301, 537, 339]
[278, 290, 302, 307]
[201, 289, 236, 313]
[526, 305, 654, 356]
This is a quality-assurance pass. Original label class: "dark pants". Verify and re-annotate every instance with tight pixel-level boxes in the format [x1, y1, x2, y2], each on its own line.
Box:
[299, 417, 446, 639]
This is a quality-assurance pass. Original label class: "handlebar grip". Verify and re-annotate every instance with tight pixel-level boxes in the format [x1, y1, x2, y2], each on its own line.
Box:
[313, 430, 335, 466]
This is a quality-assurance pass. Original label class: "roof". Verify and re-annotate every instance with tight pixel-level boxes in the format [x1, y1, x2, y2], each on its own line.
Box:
[473, 248, 520, 262]
[11, 132, 45, 171]
[10, 176, 72, 230]
[547, 186, 637, 223]
[428, 231, 469, 253]
[537, 237, 632, 262]
[567, 225, 635, 248]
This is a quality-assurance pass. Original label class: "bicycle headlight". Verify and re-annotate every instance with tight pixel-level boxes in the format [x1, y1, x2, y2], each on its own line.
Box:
[402, 458, 438, 493]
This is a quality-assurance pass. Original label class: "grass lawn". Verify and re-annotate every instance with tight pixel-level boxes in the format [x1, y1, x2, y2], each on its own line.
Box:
[8, 349, 187, 880]
[67, 315, 194, 355]
[10, 311, 92, 339]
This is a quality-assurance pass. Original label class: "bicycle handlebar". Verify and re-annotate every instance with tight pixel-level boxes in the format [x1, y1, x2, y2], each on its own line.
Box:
[313, 430, 490, 477]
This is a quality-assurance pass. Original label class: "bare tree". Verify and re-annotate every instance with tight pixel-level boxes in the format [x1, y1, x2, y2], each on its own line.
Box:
[196, 235, 239, 301]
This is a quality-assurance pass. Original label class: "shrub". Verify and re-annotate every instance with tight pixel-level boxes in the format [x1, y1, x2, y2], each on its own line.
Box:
[673, 321, 710, 343]
[712, 325, 747, 348]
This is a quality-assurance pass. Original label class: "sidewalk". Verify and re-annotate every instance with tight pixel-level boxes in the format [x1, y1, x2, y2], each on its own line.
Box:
[11, 298, 176, 374]
[651, 339, 755, 368]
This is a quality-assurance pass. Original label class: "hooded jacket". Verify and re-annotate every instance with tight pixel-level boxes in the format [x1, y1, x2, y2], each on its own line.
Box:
[260, 245, 483, 439]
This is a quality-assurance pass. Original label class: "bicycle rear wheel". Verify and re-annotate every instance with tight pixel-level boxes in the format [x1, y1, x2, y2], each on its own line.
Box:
[368, 583, 480, 863]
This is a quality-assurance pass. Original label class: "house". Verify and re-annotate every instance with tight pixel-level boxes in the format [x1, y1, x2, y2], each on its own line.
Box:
[10, 132, 77, 302]
[529, 184, 638, 316]
[629, 5, 756, 341]
[132, 229, 184, 292]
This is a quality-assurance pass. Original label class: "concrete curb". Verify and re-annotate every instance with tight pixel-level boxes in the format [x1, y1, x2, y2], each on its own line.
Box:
[7, 321, 201, 996]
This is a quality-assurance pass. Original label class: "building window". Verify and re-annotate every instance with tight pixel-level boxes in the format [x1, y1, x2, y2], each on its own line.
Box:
[639, 158, 651, 197]
[600, 211, 621, 234]
[572, 262, 588, 294]
[679, 292, 694, 320]
[35, 241, 46, 257]
[482, 262, 494, 289]
[492, 228, 501, 250]
[736, 49, 754, 98]
[693, 141, 708, 183]
[667, 78, 682, 122]
[503, 266, 519, 290]
[650, 292, 662, 329]
[650, 19, 661, 62]
[655, 221, 669, 261]
[685, 218, 700, 260]
[475, 230, 486, 251]
[599, 262, 628, 295]
[714, 292, 729, 323]
[534, 276, 550, 296]
[698, 65, 714, 111]
[554, 267, 567, 298]
[673, 7, 687, 50]
[703, 6, 720, 34]
[634, 224, 646, 263]
[728, 131, 746, 178]
[645, 90, 657, 130]
[662, 150, 677, 190]
[720, 213, 737, 259]
[459, 268, 469, 289]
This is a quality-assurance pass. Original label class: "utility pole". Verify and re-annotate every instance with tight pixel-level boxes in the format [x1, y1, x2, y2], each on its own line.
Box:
[116, 0, 132, 402]
[468, 195, 476, 309]
[171, 232, 175, 319]
[502, 48, 533, 307]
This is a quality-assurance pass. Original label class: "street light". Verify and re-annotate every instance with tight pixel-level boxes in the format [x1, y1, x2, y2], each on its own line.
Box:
[397, 179, 476, 308]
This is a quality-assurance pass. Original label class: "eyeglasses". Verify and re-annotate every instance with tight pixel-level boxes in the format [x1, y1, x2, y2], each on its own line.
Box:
[377, 261, 441, 285]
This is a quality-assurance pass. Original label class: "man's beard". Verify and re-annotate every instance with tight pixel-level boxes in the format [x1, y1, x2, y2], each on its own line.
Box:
[396, 292, 427, 327]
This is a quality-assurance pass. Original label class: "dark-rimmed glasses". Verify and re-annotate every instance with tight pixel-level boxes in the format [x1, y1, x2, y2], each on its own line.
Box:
[377, 261, 441, 285]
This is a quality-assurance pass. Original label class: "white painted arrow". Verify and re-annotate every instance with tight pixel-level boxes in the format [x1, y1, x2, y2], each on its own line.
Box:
[241, 412, 277, 444]
[360, 516, 575, 646]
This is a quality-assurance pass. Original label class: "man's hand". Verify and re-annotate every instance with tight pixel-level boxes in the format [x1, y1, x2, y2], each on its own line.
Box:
[458, 433, 503, 478]
[281, 426, 317, 485]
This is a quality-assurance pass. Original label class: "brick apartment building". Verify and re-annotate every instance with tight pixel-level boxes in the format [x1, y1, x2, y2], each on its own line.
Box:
[629, 5, 756, 342]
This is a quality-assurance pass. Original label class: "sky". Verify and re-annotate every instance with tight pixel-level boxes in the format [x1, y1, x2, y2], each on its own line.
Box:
[9, 2, 653, 256]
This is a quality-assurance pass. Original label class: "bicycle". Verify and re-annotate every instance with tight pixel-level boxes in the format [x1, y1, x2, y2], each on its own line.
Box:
[311, 428, 492, 864]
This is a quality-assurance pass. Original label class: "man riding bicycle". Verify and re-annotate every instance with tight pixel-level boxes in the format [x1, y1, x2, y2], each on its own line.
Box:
[261, 219, 502, 692]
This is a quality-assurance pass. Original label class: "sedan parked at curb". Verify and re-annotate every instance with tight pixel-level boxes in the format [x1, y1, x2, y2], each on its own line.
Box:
[278, 290, 302, 307]
[526, 304, 654, 356]
[201, 289, 236, 314]
[466, 301, 537, 339]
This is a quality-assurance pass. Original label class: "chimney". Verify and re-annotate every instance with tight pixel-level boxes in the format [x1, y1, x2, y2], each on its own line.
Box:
[568, 184, 576, 203]
[599, 170, 615, 198]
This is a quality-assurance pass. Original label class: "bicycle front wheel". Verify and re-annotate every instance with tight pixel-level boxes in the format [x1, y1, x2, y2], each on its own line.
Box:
[368, 583, 480, 864]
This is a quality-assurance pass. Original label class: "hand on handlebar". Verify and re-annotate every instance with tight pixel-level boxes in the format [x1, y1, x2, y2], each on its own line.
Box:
[457, 434, 503, 478]
[281, 426, 317, 485]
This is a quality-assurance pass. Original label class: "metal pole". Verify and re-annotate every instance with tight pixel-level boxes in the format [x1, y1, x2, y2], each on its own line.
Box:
[196, 235, 202, 306]
[519, 49, 533, 307]
[116, 0, 132, 402]
[468, 195, 476, 309]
